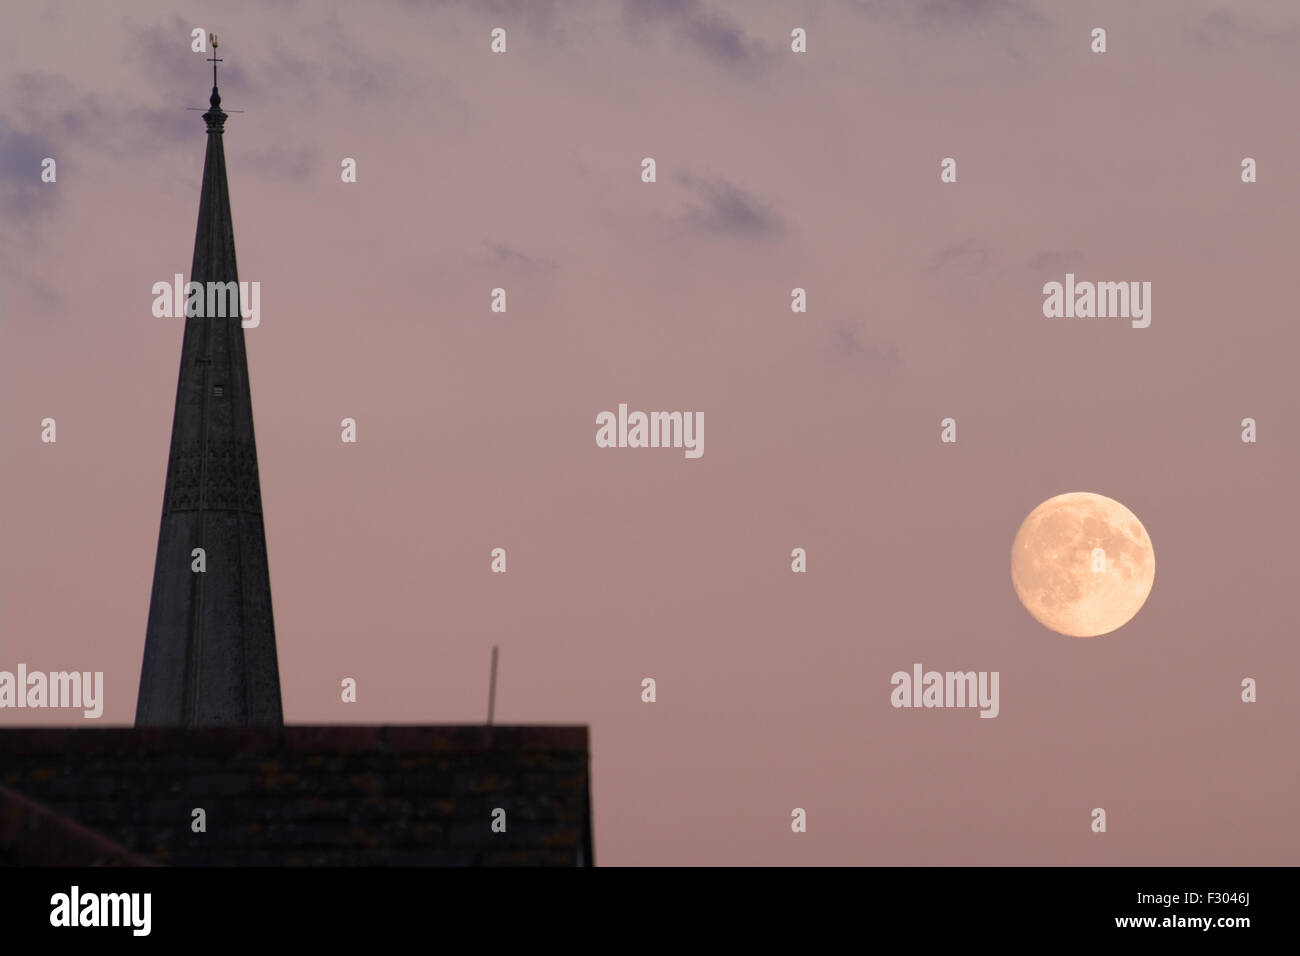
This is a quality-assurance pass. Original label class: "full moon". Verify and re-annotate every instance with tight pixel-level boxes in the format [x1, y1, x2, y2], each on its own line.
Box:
[1011, 492, 1155, 638]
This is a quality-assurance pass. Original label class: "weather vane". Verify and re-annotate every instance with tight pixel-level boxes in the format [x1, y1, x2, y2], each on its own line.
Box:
[208, 33, 221, 88]
[186, 33, 244, 113]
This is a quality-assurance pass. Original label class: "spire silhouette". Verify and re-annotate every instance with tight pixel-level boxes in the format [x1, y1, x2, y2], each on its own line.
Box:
[136, 46, 283, 727]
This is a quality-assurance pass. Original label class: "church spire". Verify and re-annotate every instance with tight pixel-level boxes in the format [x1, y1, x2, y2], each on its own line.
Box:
[136, 45, 283, 727]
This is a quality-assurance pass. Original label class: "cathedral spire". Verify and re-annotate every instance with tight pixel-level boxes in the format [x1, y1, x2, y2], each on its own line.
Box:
[136, 47, 283, 727]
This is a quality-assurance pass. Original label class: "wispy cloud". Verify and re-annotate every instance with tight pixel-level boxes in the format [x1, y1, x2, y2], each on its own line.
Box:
[623, 0, 769, 73]
[1026, 249, 1084, 273]
[0, 112, 59, 222]
[929, 238, 989, 275]
[826, 323, 902, 370]
[485, 241, 557, 273]
[1185, 9, 1300, 54]
[235, 144, 320, 182]
[674, 171, 785, 240]
[0, 110, 67, 311]
[912, 0, 1046, 29]
[848, 0, 1048, 30]
[399, 0, 561, 33]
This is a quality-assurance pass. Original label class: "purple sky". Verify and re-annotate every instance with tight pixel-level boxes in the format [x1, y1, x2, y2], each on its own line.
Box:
[3, 0, 1298, 865]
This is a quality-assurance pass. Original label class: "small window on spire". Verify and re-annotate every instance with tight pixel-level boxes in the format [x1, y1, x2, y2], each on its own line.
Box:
[213, 384, 225, 398]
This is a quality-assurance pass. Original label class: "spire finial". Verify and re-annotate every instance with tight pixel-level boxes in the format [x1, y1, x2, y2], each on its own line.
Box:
[201, 34, 227, 128]
[207, 33, 223, 109]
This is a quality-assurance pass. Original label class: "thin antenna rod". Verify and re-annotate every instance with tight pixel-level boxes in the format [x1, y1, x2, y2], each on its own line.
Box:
[486, 645, 499, 725]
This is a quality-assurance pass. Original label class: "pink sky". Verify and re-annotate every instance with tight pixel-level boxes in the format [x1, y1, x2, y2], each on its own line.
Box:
[2, 0, 1298, 864]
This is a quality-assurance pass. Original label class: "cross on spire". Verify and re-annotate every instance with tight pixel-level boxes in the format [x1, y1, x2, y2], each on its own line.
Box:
[208, 33, 222, 88]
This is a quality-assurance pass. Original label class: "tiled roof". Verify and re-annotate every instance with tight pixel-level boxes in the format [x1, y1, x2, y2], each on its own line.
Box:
[0, 783, 153, 866]
[0, 726, 592, 866]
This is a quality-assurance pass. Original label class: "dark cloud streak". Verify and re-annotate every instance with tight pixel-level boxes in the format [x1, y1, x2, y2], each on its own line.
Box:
[623, 0, 768, 73]
[674, 171, 786, 240]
